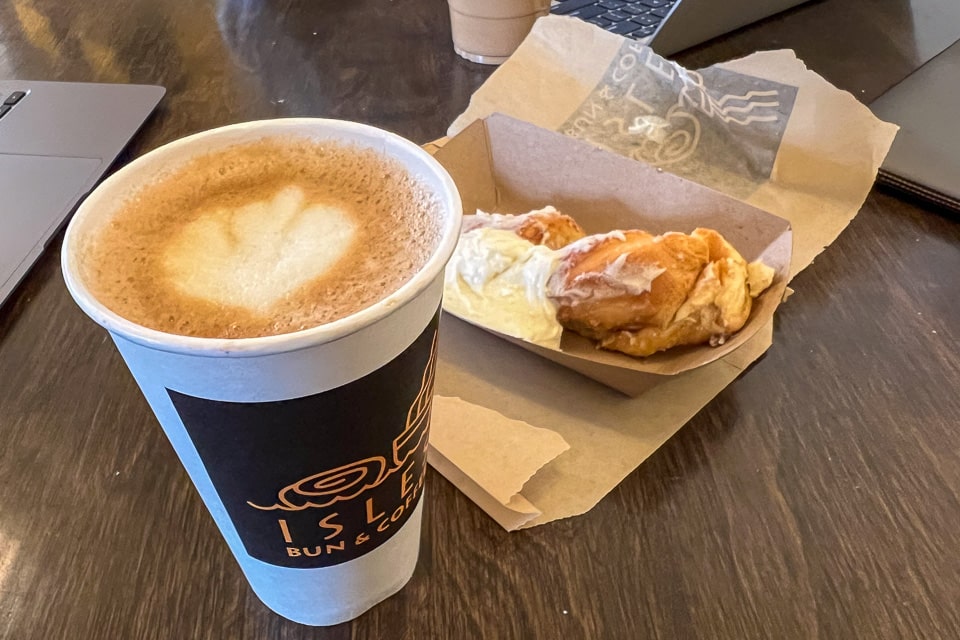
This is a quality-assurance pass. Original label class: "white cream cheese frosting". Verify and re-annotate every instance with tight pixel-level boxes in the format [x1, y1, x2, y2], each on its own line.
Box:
[443, 228, 563, 348]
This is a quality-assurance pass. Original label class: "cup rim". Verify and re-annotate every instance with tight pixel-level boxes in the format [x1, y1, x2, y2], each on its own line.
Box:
[61, 118, 462, 358]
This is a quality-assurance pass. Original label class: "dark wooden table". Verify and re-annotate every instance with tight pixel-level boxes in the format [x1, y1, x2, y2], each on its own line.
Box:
[1, 0, 958, 638]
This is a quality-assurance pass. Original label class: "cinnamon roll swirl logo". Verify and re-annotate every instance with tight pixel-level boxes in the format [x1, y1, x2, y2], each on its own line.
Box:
[168, 311, 440, 568]
[560, 40, 798, 198]
[247, 331, 436, 513]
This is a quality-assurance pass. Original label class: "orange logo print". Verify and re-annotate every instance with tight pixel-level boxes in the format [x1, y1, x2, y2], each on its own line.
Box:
[246, 331, 437, 512]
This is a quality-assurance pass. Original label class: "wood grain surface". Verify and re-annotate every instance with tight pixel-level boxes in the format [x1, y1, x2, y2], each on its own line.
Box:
[1, 0, 958, 638]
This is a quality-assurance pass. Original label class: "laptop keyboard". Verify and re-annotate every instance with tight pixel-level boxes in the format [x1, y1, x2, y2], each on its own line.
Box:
[0, 90, 27, 120]
[551, 0, 676, 39]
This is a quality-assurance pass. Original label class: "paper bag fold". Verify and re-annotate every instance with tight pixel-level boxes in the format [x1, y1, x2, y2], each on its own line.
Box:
[429, 396, 569, 531]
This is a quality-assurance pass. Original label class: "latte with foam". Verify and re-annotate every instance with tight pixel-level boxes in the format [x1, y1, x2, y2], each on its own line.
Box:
[77, 137, 441, 338]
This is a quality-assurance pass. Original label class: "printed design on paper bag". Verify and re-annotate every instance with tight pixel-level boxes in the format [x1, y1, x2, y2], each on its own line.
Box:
[247, 332, 436, 513]
[168, 312, 440, 569]
[559, 40, 798, 197]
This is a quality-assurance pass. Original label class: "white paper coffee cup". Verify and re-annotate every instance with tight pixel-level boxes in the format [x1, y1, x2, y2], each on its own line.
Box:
[61, 119, 462, 626]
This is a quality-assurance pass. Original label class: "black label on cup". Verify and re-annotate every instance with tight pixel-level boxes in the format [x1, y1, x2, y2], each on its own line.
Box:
[167, 311, 439, 569]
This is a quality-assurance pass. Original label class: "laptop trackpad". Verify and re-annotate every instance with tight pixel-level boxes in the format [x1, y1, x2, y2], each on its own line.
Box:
[0, 154, 102, 277]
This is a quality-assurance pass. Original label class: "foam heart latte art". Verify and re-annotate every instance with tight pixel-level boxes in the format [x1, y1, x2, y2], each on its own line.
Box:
[78, 137, 441, 338]
[164, 186, 358, 313]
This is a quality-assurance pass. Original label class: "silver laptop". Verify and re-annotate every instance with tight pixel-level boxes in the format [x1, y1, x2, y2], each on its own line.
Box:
[552, 0, 810, 56]
[871, 39, 960, 213]
[0, 80, 164, 306]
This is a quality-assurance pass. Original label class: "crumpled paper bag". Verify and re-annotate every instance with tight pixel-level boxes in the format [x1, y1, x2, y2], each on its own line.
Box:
[427, 15, 898, 530]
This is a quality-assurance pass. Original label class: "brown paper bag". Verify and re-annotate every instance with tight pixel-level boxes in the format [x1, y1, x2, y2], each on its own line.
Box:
[428, 15, 898, 530]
